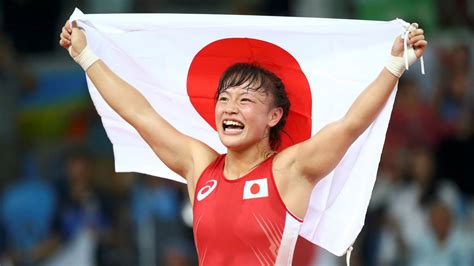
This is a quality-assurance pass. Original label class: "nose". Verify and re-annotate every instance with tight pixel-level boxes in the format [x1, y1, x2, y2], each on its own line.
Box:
[224, 100, 238, 114]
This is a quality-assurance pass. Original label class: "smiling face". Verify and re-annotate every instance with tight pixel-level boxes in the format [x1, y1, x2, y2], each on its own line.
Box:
[214, 63, 290, 151]
[215, 83, 282, 151]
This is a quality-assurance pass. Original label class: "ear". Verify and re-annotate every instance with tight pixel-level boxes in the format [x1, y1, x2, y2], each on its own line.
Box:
[268, 107, 283, 127]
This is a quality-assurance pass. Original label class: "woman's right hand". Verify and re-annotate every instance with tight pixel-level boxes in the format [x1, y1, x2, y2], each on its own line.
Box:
[59, 20, 87, 58]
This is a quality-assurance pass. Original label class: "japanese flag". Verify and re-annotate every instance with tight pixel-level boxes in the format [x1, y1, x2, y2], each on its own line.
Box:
[69, 8, 408, 256]
[243, 178, 269, 200]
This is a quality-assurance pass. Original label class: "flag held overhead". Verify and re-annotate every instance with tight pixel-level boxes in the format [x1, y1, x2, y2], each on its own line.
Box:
[69, 8, 405, 256]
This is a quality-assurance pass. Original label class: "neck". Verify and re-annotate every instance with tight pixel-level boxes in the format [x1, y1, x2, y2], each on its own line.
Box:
[224, 143, 274, 180]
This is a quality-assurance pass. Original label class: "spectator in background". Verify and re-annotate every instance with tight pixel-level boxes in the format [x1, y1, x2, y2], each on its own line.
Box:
[363, 149, 411, 266]
[131, 175, 194, 266]
[45, 147, 106, 266]
[409, 200, 472, 266]
[0, 153, 60, 266]
[386, 78, 443, 150]
[382, 78, 442, 186]
[376, 147, 462, 265]
[95, 170, 136, 266]
[433, 44, 473, 133]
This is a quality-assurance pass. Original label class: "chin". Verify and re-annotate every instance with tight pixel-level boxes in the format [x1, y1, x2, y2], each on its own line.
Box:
[220, 138, 244, 151]
[221, 135, 266, 153]
[219, 134, 246, 151]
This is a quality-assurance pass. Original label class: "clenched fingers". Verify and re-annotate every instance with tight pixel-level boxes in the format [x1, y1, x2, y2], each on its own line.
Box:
[59, 20, 73, 48]
[64, 20, 72, 32]
[409, 34, 425, 45]
[59, 38, 69, 49]
[61, 26, 71, 40]
[414, 40, 428, 49]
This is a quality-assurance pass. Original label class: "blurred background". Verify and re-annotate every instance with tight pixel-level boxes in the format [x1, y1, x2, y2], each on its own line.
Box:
[0, 0, 472, 265]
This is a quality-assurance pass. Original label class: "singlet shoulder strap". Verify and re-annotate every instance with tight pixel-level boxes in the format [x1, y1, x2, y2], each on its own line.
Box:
[195, 154, 225, 185]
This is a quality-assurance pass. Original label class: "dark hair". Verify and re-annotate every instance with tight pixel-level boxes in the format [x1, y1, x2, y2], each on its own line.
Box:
[216, 63, 290, 150]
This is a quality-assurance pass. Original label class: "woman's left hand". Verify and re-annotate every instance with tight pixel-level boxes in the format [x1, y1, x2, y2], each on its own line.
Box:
[391, 23, 428, 58]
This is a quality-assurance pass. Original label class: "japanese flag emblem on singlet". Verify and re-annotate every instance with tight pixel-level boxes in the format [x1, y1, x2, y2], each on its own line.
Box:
[243, 178, 269, 199]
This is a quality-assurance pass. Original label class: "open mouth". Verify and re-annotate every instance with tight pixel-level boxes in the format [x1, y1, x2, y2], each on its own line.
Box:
[223, 119, 245, 132]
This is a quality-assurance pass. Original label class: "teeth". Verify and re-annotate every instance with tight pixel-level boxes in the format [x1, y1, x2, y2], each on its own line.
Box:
[223, 120, 244, 127]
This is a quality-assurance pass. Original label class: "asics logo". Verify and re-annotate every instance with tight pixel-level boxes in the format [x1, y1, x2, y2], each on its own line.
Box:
[197, 180, 217, 201]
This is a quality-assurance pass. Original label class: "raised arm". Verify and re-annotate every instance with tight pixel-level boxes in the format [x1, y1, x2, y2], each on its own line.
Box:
[59, 21, 218, 184]
[285, 23, 427, 184]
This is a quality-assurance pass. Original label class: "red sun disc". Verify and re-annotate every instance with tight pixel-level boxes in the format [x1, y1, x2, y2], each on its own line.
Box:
[187, 38, 312, 151]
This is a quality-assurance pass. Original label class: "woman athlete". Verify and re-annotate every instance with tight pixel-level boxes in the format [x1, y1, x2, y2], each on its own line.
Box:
[60, 20, 426, 265]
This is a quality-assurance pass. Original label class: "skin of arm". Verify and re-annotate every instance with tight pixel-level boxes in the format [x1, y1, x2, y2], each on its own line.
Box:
[59, 21, 218, 196]
[292, 68, 400, 181]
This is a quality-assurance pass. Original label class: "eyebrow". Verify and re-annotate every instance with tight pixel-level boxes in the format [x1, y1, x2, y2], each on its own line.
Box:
[238, 91, 253, 96]
[219, 88, 254, 96]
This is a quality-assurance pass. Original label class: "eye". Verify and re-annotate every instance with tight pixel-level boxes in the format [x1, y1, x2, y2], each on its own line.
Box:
[241, 98, 252, 103]
[218, 96, 228, 102]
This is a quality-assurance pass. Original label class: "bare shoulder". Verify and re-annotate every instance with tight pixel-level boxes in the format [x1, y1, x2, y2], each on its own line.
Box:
[273, 135, 324, 176]
[184, 139, 219, 205]
[273, 143, 300, 175]
[188, 139, 220, 187]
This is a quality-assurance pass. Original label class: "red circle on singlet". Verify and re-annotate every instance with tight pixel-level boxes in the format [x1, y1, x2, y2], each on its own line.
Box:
[250, 183, 260, 194]
[187, 38, 312, 151]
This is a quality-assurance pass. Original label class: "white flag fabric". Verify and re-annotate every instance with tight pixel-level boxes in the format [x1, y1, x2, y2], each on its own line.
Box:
[69, 8, 406, 256]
